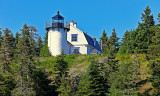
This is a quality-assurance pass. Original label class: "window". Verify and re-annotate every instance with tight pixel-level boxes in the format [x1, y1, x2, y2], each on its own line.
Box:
[73, 47, 79, 54]
[71, 34, 78, 42]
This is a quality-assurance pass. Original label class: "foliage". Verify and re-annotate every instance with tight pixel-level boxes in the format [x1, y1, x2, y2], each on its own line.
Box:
[0, 6, 160, 96]
[40, 43, 51, 57]
[0, 28, 2, 47]
[36, 36, 43, 56]
[11, 24, 43, 96]
[107, 28, 120, 57]
[0, 28, 14, 73]
[39, 30, 51, 57]
[0, 73, 15, 96]
[77, 60, 106, 96]
[53, 50, 68, 86]
[56, 74, 74, 96]
[108, 60, 140, 96]
[148, 60, 160, 95]
[100, 30, 108, 53]
[120, 6, 159, 54]
[32, 69, 56, 96]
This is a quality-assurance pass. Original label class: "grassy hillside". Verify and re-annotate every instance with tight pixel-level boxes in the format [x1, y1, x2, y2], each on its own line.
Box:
[37, 54, 106, 76]
[36, 54, 159, 95]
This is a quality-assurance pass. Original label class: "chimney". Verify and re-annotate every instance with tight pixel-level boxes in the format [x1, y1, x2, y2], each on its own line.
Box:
[92, 38, 96, 46]
[70, 20, 74, 26]
[74, 22, 77, 28]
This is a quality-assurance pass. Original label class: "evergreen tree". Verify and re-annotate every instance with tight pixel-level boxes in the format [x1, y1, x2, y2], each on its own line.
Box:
[100, 30, 108, 53]
[0, 28, 2, 47]
[36, 36, 43, 56]
[148, 60, 160, 95]
[0, 73, 16, 96]
[11, 24, 37, 96]
[138, 6, 155, 29]
[120, 6, 156, 54]
[108, 59, 140, 96]
[119, 30, 130, 54]
[56, 74, 74, 96]
[99, 56, 118, 95]
[136, 6, 155, 53]
[120, 29, 138, 54]
[40, 31, 51, 57]
[53, 50, 68, 86]
[32, 69, 56, 96]
[28, 26, 38, 56]
[148, 13, 160, 56]
[0, 28, 14, 73]
[40, 44, 51, 57]
[107, 28, 120, 57]
[15, 32, 21, 47]
[158, 13, 160, 26]
[44, 30, 48, 44]
[77, 60, 106, 96]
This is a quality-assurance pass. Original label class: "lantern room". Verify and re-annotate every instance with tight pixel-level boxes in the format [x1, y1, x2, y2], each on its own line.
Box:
[52, 11, 64, 28]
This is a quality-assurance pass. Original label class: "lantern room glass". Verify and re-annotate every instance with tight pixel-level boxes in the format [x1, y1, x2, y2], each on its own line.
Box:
[52, 18, 64, 23]
[52, 18, 64, 28]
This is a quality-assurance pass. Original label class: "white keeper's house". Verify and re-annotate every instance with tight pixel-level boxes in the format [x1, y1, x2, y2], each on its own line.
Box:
[46, 11, 102, 56]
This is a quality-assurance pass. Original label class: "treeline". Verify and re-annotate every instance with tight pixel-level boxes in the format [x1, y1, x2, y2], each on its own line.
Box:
[0, 6, 160, 96]
[100, 6, 160, 56]
[0, 24, 54, 95]
[99, 6, 160, 95]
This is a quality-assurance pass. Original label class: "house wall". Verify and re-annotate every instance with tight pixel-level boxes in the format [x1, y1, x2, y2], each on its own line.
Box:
[67, 23, 89, 54]
[71, 45, 88, 54]
[67, 24, 88, 45]
[67, 22, 102, 55]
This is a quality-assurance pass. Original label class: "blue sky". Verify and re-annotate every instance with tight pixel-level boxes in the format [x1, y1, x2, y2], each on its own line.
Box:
[0, 0, 160, 41]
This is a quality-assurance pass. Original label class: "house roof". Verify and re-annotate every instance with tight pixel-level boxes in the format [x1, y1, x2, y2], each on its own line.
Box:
[52, 11, 64, 19]
[67, 41, 73, 46]
[83, 32, 102, 52]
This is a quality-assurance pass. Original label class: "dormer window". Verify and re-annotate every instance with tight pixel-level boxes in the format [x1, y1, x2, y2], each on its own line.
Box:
[71, 34, 78, 42]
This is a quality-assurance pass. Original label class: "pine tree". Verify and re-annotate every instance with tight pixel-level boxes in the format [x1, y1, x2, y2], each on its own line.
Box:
[100, 30, 108, 53]
[99, 56, 118, 95]
[32, 69, 56, 96]
[40, 44, 51, 57]
[0, 73, 16, 96]
[11, 24, 37, 96]
[100, 30, 108, 43]
[77, 60, 106, 96]
[107, 28, 120, 57]
[56, 74, 74, 96]
[40, 31, 51, 57]
[136, 6, 155, 53]
[53, 50, 68, 86]
[119, 30, 130, 54]
[148, 60, 160, 95]
[108, 60, 140, 96]
[0, 28, 2, 47]
[148, 13, 160, 56]
[119, 29, 138, 54]
[28, 26, 38, 56]
[44, 30, 48, 44]
[0, 28, 14, 73]
[15, 32, 20, 47]
[138, 6, 155, 29]
[158, 13, 160, 26]
[36, 36, 43, 56]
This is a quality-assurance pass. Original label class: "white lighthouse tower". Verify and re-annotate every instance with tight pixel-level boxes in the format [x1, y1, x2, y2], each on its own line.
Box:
[46, 11, 69, 56]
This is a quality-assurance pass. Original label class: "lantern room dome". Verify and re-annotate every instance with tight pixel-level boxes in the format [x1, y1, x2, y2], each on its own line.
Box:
[52, 11, 64, 19]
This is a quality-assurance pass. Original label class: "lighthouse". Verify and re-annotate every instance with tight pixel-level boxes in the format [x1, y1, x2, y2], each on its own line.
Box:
[46, 11, 69, 56]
